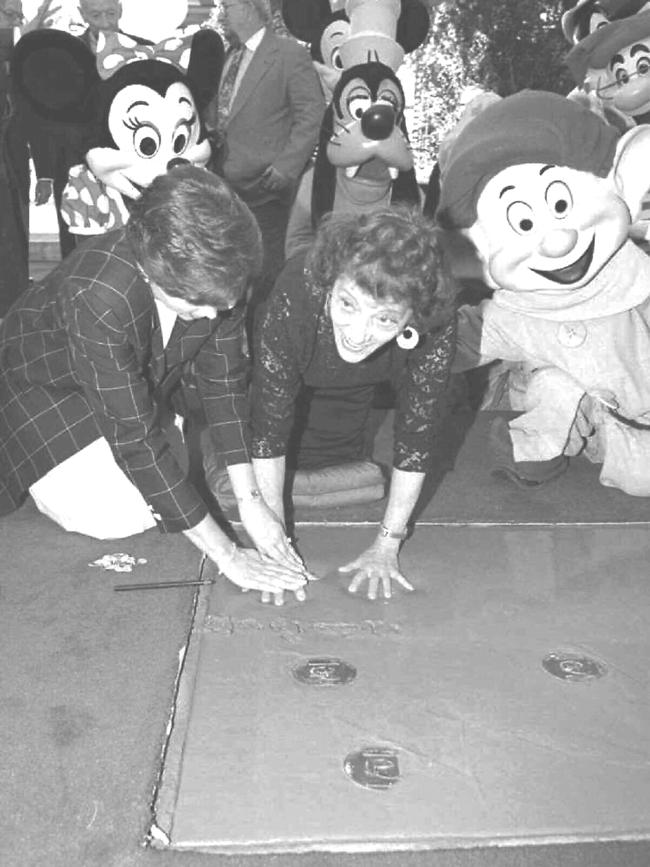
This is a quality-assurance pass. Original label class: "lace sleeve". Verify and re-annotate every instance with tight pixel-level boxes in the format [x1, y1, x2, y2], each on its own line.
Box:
[250, 261, 311, 458]
[393, 316, 457, 472]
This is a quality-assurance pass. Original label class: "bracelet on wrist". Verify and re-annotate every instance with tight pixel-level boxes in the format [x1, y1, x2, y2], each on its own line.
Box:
[378, 522, 409, 541]
[234, 487, 262, 504]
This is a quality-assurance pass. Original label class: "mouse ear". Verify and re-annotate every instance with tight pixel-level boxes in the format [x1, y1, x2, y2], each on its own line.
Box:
[282, 0, 337, 44]
[396, 0, 431, 53]
[10, 29, 99, 123]
[186, 28, 225, 111]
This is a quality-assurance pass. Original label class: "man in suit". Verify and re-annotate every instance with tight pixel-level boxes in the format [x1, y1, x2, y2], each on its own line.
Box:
[210, 0, 324, 326]
[0, 165, 308, 594]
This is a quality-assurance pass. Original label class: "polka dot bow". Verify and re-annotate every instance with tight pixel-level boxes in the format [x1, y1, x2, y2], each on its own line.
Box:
[95, 31, 193, 80]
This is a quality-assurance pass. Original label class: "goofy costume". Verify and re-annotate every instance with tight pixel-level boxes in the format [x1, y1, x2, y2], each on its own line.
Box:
[283, 0, 427, 259]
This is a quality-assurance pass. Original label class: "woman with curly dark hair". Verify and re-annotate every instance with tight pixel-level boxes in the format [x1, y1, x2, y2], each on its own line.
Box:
[208, 205, 459, 602]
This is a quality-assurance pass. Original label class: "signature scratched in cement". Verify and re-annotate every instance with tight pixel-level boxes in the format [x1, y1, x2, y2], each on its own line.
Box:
[203, 614, 401, 641]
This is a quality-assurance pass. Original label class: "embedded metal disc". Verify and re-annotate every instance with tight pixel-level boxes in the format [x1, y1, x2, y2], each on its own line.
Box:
[343, 747, 400, 790]
[292, 657, 357, 686]
[542, 651, 607, 682]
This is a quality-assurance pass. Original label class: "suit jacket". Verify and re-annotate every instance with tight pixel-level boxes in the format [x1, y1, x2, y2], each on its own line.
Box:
[219, 28, 324, 205]
[0, 230, 250, 530]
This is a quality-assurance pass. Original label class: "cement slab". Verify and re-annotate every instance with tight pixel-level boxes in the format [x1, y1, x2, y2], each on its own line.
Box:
[154, 524, 650, 854]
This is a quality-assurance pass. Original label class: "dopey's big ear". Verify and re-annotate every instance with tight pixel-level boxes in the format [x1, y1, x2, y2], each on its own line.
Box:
[610, 125, 650, 220]
[462, 223, 499, 289]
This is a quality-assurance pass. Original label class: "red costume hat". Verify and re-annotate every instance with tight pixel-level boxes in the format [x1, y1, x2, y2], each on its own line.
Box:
[565, 10, 650, 84]
[437, 90, 620, 229]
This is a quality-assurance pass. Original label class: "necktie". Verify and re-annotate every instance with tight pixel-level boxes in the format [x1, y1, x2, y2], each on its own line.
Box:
[216, 46, 245, 135]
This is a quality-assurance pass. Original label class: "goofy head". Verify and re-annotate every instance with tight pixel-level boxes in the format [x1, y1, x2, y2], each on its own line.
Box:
[311, 60, 418, 222]
[437, 90, 650, 306]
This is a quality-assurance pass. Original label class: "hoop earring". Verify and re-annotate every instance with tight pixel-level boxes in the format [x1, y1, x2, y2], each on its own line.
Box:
[396, 325, 419, 350]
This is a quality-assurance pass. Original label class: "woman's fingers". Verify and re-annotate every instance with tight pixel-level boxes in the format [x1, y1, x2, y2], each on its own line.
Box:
[392, 571, 415, 591]
[345, 566, 413, 600]
[260, 587, 306, 605]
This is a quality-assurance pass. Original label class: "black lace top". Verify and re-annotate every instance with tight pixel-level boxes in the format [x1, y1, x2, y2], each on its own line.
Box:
[251, 254, 456, 472]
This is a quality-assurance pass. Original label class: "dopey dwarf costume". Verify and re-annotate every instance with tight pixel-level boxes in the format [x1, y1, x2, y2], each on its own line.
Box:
[439, 90, 650, 496]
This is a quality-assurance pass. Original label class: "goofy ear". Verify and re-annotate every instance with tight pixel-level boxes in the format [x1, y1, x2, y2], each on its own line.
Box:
[186, 29, 225, 112]
[610, 124, 650, 220]
[391, 115, 421, 206]
[10, 29, 98, 124]
[282, 0, 340, 44]
[396, 0, 431, 53]
[311, 103, 337, 227]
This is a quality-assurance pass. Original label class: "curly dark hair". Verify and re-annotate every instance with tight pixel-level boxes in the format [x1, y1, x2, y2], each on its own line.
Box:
[306, 205, 458, 332]
[126, 165, 262, 307]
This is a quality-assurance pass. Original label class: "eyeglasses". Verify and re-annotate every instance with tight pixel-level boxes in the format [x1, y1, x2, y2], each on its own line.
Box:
[596, 64, 650, 97]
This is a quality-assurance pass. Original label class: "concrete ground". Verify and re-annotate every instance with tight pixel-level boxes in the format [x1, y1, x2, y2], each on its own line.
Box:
[3, 497, 650, 867]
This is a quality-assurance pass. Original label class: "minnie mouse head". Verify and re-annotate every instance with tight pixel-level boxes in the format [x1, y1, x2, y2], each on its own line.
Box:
[86, 29, 224, 199]
[11, 27, 224, 233]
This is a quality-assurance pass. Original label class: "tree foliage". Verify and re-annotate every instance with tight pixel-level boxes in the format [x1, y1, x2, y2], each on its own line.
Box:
[407, 0, 574, 180]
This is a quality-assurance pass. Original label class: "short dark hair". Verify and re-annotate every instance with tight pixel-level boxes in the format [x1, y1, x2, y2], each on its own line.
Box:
[307, 206, 458, 332]
[126, 165, 262, 307]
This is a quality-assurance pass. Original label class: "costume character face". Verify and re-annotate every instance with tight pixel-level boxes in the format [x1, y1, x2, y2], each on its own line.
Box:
[88, 60, 209, 196]
[326, 62, 412, 181]
[597, 36, 650, 117]
[566, 12, 650, 121]
[81, 30, 223, 201]
[467, 163, 629, 294]
[329, 275, 411, 363]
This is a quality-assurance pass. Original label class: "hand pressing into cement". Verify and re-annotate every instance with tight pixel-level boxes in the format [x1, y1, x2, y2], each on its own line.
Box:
[237, 496, 304, 572]
[258, 551, 320, 606]
[244, 539, 319, 606]
[219, 545, 308, 596]
[339, 538, 414, 601]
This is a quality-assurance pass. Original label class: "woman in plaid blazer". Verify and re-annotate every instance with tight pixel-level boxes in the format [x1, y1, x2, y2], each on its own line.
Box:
[0, 165, 307, 596]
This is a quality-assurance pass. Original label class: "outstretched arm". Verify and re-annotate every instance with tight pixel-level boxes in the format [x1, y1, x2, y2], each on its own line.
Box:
[339, 467, 423, 600]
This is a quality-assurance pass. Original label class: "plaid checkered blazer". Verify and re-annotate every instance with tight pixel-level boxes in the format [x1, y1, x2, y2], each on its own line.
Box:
[0, 229, 250, 532]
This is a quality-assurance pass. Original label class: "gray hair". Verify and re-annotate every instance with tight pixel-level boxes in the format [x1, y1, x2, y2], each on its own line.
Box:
[244, 0, 271, 25]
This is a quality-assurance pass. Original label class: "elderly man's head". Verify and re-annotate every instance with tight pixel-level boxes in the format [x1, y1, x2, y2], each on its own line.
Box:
[0, 0, 23, 28]
[221, 0, 271, 43]
[79, 0, 121, 36]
